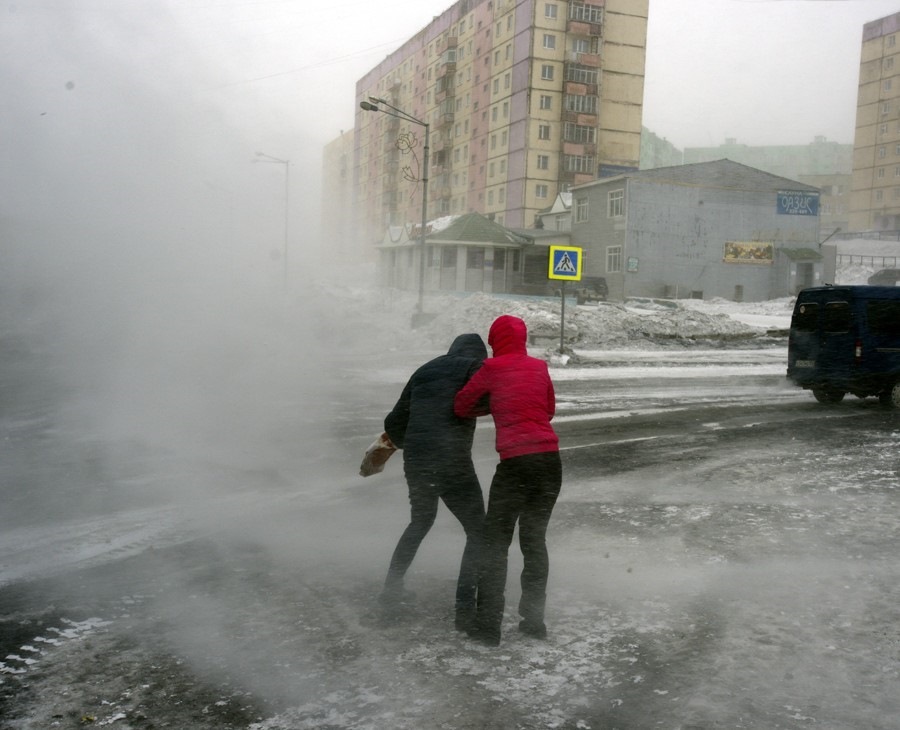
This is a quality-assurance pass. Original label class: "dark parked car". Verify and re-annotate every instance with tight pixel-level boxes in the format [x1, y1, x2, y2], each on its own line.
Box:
[867, 268, 900, 286]
[573, 276, 608, 304]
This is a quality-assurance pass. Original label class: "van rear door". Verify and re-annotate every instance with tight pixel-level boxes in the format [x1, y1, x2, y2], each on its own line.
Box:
[818, 300, 856, 388]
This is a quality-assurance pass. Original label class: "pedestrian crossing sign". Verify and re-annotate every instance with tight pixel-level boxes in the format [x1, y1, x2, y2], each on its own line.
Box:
[548, 245, 583, 281]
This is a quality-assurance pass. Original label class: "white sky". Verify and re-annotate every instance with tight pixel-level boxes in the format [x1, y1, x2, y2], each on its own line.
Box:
[2, 0, 900, 261]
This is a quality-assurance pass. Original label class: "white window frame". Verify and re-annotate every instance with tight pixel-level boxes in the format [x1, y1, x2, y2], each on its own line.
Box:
[607, 189, 625, 218]
[606, 245, 623, 273]
[575, 197, 589, 223]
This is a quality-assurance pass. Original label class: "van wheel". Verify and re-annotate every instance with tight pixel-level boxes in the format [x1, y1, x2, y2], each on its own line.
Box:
[812, 388, 845, 404]
[879, 381, 900, 408]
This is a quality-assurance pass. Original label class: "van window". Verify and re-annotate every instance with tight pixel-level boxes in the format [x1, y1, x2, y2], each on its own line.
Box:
[793, 302, 818, 331]
[867, 300, 900, 336]
[823, 302, 851, 333]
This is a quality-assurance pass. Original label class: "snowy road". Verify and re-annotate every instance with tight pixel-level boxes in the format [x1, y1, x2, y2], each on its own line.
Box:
[2, 347, 899, 729]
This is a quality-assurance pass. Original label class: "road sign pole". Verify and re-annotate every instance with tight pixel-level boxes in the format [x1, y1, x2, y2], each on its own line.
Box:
[559, 280, 566, 354]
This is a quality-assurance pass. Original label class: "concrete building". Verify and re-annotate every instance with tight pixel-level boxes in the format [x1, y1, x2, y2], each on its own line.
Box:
[849, 11, 900, 232]
[321, 130, 356, 259]
[570, 160, 825, 302]
[353, 0, 648, 253]
[682, 136, 852, 181]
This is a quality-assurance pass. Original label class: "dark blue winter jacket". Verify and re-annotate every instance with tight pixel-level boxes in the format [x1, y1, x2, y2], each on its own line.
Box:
[384, 334, 487, 467]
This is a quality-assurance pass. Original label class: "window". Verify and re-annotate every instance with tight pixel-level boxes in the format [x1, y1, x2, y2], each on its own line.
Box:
[868, 300, 900, 336]
[441, 247, 456, 267]
[823, 302, 850, 334]
[884, 101, 892, 115]
[564, 122, 596, 143]
[879, 167, 886, 178]
[881, 123, 888, 135]
[545, 3, 558, 19]
[567, 64, 598, 84]
[879, 146, 886, 158]
[494, 250, 506, 270]
[499, 187, 505, 203]
[876, 190, 884, 201]
[541, 64, 554, 80]
[537, 154, 550, 169]
[536, 184, 548, 199]
[538, 124, 551, 140]
[543, 34, 556, 50]
[492, 106, 498, 121]
[889, 35, 897, 47]
[503, 101, 509, 118]
[608, 189, 624, 217]
[570, 1, 603, 23]
[489, 162, 495, 178]
[575, 197, 589, 222]
[564, 155, 594, 173]
[565, 94, 598, 114]
[493, 78, 499, 94]
[467, 247, 484, 269]
[504, 72, 510, 89]
[539, 94, 552, 110]
[793, 302, 818, 332]
[884, 79, 893, 92]
[606, 246, 622, 273]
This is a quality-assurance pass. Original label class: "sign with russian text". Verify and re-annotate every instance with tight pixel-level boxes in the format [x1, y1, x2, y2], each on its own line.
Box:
[548, 245, 583, 280]
[777, 190, 819, 216]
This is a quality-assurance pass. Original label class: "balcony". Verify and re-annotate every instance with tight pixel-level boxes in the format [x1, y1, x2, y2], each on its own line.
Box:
[567, 51, 601, 67]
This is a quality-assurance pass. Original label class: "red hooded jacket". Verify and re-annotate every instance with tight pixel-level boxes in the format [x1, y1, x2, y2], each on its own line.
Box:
[454, 315, 559, 460]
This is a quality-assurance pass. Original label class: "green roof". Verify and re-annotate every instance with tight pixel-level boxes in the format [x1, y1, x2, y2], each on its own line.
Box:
[428, 213, 531, 245]
[780, 247, 822, 261]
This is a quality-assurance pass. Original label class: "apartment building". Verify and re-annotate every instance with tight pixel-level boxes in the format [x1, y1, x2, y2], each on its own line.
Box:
[353, 0, 648, 252]
[850, 11, 900, 231]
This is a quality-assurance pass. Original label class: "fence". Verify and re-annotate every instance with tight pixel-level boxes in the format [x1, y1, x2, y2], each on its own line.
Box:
[836, 255, 899, 268]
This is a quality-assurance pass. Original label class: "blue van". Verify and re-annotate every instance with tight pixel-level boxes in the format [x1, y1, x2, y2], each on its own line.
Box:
[787, 285, 900, 407]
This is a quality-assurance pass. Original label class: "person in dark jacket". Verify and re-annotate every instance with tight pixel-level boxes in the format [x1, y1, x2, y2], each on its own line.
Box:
[381, 333, 488, 630]
[454, 315, 561, 646]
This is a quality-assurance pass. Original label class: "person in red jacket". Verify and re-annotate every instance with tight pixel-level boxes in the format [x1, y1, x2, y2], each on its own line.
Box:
[453, 314, 562, 646]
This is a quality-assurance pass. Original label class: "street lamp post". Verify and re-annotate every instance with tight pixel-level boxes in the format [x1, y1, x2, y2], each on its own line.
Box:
[253, 151, 290, 288]
[360, 97, 430, 322]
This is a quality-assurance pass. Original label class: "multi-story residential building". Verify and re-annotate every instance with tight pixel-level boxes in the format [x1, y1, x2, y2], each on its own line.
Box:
[321, 130, 356, 259]
[850, 11, 900, 231]
[353, 0, 648, 253]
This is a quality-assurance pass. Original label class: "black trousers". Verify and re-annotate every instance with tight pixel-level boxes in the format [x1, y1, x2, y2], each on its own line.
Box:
[384, 460, 484, 615]
[474, 451, 562, 636]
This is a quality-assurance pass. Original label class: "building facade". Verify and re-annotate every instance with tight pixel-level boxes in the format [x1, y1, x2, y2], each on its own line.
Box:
[682, 136, 852, 180]
[570, 160, 825, 302]
[354, 0, 648, 251]
[849, 11, 900, 232]
[321, 130, 356, 259]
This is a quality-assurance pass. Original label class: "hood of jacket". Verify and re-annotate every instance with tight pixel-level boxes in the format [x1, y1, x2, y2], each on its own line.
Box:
[447, 333, 488, 360]
[488, 315, 528, 357]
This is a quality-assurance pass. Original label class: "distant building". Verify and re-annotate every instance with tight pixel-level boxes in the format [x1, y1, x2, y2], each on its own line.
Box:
[321, 130, 356, 259]
[639, 127, 682, 170]
[849, 10, 900, 232]
[353, 0, 648, 252]
[683, 136, 852, 181]
[796, 172, 851, 237]
[570, 160, 825, 301]
[376, 212, 535, 295]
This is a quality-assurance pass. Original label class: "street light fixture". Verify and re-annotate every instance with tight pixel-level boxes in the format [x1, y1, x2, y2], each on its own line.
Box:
[360, 96, 430, 321]
[253, 151, 290, 288]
